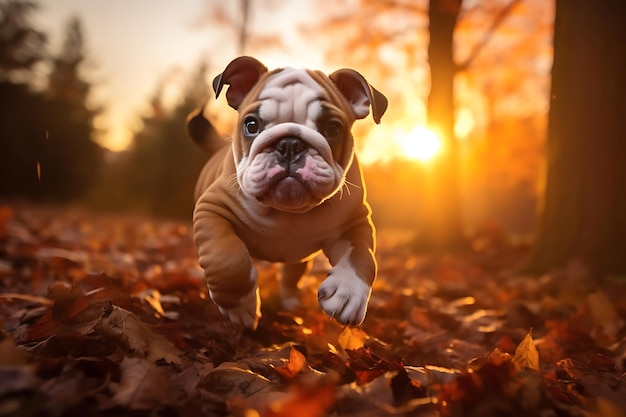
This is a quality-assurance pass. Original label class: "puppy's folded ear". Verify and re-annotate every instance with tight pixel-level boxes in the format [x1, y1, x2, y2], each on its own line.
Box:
[213, 56, 268, 110]
[329, 69, 388, 124]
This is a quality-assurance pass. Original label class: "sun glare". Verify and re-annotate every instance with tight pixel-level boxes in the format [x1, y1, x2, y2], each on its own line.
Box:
[399, 126, 442, 161]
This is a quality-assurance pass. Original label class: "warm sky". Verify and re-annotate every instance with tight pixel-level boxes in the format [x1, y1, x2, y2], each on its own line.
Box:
[34, 0, 319, 152]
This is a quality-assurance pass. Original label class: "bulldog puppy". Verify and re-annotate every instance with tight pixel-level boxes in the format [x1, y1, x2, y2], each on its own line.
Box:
[188, 56, 387, 330]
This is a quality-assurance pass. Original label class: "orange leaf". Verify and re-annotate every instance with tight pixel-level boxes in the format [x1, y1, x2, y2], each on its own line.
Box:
[512, 330, 540, 371]
[273, 347, 307, 380]
[338, 326, 368, 351]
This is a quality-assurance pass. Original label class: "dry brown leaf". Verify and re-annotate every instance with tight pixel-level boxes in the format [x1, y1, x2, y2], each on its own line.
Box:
[203, 363, 286, 410]
[512, 330, 540, 371]
[94, 303, 182, 364]
[110, 357, 171, 410]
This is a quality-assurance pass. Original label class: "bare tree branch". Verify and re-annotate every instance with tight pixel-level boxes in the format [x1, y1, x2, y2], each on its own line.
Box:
[457, 0, 523, 71]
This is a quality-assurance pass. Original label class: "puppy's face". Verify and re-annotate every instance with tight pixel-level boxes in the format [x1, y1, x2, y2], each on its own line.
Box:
[234, 68, 355, 213]
[193, 56, 388, 213]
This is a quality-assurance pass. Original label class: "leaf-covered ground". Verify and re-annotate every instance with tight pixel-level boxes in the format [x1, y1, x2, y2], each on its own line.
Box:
[0, 204, 624, 417]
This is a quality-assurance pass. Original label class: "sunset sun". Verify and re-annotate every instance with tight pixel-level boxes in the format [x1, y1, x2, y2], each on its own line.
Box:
[398, 126, 442, 161]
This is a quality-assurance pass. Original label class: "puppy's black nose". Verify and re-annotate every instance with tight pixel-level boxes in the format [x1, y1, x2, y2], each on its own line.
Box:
[276, 137, 307, 163]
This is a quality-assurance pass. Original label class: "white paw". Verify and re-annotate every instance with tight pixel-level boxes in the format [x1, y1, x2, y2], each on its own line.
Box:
[317, 266, 371, 325]
[210, 285, 261, 330]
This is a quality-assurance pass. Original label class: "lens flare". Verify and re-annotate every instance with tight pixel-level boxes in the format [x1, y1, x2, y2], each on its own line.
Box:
[398, 126, 442, 161]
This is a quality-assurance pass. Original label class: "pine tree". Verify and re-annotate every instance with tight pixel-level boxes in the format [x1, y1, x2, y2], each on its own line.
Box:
[0, 0, 46, 82]
[118, 61, 212, 218]
[0, 0, 47, 197]
[39, 16, 103, 200]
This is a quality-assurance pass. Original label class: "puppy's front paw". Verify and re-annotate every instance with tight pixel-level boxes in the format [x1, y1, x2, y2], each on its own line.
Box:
[210, 285, 261, 330]
[318, 266, 372, 325]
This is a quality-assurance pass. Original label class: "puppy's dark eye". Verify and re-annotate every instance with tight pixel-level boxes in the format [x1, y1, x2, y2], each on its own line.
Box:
[323, 120, 343, 139]
[243, 116, 261, 136]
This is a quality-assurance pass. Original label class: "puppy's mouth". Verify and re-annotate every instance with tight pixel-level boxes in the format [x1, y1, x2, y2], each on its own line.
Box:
[261, 175, 310, 209]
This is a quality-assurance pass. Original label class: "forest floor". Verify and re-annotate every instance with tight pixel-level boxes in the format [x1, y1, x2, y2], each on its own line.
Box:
[0, 203, 625, 417]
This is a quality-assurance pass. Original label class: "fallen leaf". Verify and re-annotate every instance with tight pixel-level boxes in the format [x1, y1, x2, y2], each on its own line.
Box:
[24, 282, 102, 342]
[438, 353, 520, 416]
[512, 330, 540, 371]
[346, 348, 401, 385]
[201, 362, 287, 411]
[110, 357, 171, 410]
[48, 282, 91, 320]
[93, 302, 182, 364]
[338, 327, 368, 351]
[273, 346, 307, 380]
[548, 357, 626, 411]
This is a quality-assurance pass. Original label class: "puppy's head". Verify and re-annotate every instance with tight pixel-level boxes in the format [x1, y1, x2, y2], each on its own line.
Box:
[212, 56, 387, 213]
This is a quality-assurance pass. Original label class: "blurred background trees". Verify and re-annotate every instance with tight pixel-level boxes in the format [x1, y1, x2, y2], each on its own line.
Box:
[103, 63, 210, 218]
[41, 17, 103, 200]
[0, 0, 209, 216]
[0, 0, 47, 197]
[0, 1, 102, 201]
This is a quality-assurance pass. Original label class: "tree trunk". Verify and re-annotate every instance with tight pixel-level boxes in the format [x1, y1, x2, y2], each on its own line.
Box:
[420, 0, 464, 250]
[528, 0, 626, 275]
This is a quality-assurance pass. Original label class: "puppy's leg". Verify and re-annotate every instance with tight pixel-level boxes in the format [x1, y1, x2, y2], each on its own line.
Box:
[193, 207, 261, 330]
[319, 223, 376, 326]
[279, 261, 311, 310]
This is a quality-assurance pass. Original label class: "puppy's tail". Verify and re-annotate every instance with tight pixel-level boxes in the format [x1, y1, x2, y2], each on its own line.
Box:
[186, 103, 227, 155]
